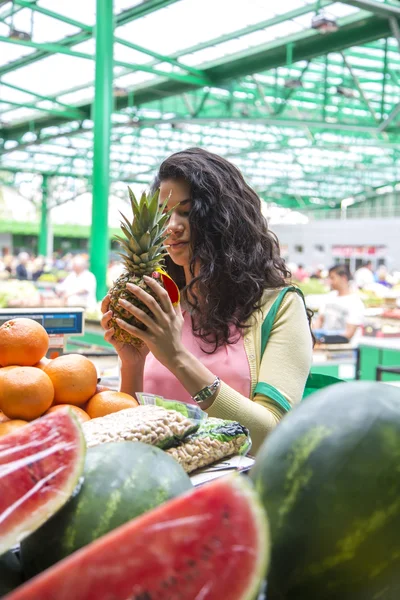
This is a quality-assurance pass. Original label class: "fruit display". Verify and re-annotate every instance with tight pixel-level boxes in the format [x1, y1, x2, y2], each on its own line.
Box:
[0, 281, 41, 309]
[21, 441, 192, 577]
[9, 476, 269, 600]
[43, 354, 98, 406]
[251, 381, 400, 600]
[0, 420, 28, 436]
[85, 389, 139, 418]
[108, 187, 179, 347]
[44, 404, 91, 423]
[0, 409, 86, 555]
[0, 318, 49, 366]
[0, 366, 54, 420]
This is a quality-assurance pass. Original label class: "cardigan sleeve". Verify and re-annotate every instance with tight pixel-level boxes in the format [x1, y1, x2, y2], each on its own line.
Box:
[207, 292, 313, 453]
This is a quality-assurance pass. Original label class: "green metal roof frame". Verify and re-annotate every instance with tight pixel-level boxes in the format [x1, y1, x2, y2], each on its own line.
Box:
[1, 0, 400, 211]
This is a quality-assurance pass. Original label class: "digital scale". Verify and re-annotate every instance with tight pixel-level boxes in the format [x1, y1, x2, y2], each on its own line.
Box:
[0, 307, 85, 359]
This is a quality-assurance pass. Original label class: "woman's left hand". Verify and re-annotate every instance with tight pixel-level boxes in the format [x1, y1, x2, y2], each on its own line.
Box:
[115, 275, 185, 368]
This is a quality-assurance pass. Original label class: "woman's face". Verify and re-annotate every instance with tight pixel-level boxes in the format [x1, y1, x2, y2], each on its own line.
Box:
[159, 178, 192, 269]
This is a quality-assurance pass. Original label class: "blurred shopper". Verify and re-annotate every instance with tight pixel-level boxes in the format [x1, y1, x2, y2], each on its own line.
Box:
[310, 265, 324, 280]
[32, 256, 45, 281]
[313, 264, 364, 345]
[15, 252, 30, 280]
[375, 265, 393, 288]
[57, 255, 97, 309]
[354, 260, 374, 289]
[293, 264, 308, 282]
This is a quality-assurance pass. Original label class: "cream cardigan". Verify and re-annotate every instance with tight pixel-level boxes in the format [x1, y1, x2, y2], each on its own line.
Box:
[207, 289, 313, 454]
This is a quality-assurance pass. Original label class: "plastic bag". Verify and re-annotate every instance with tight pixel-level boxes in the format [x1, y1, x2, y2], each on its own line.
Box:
[166, 417, 252, 473]
[136, 392, 207, 423]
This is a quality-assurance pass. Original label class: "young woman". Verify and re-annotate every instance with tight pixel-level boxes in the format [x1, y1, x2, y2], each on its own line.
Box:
[101, 148, 313, 452]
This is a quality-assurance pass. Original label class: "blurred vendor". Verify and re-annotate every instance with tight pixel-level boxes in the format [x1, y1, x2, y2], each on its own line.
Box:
[313, 264, 364, 345]
[57, 255, 97, 309]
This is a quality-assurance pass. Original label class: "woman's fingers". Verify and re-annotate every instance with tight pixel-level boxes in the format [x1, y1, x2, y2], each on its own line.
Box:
[115, 318, 148, 343]
[126, 281, 167, 321]
[104, 327, 116, 344]
[117, 299, 154, 329]
[101, 294, 111, 314]
[144, 275, 175, 315]
[100, 310, 113, 331]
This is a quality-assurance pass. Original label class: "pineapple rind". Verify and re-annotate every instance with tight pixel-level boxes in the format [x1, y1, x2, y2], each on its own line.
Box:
[109, 273, 168, 347]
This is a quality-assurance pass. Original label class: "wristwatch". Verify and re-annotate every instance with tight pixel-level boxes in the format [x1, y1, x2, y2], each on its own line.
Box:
[192, 376, 221, 404]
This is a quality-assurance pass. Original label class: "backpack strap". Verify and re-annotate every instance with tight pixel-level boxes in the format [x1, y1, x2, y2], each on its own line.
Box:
[260, 286, 305, 356]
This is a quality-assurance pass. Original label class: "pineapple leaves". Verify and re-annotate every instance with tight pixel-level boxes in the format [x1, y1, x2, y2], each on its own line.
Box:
[139, 231, 152, 252]
[112, 187, 174, 277]
[148, 188, 160, 218]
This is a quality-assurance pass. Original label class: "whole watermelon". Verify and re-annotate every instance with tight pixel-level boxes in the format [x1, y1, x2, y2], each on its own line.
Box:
[0, 551, 22, 597]
[251, 381, 400, 600]
[21, 441, 192, 578]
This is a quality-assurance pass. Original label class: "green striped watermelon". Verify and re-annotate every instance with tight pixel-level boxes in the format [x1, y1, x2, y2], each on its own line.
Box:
[0, 409, 85, 556]
[21, 441, 192, 578]
[251, 381, 400, 600]
[7, 476, 269, 600]
[0, 552, 22, 597]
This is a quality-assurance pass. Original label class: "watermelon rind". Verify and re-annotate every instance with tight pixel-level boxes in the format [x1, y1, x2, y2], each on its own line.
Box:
[7, 475, 270, 600]
[228, 475, 271, 600]
[0, 551, 23, 597]
[21, 441, 193, 577]
[0, 409, 86, 555]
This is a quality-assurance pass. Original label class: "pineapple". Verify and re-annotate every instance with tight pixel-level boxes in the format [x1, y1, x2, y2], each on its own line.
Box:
[108, 187, 178, 347]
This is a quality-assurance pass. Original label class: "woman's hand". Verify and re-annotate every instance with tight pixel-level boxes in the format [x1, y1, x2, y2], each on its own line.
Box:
[100, 294, 149, 365]
[113, 275, 185, 369]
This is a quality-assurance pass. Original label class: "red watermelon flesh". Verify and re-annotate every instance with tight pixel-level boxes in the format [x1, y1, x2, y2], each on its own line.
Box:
[6, 475, 269, 600]
[0, 409, 86, 555]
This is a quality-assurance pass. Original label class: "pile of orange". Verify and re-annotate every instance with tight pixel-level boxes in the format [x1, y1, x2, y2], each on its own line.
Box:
[0, 317, 140, 437]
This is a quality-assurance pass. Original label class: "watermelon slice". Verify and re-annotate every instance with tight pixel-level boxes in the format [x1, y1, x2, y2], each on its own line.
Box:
[0, 409, 86, 555]
[6, 476, 269, 600]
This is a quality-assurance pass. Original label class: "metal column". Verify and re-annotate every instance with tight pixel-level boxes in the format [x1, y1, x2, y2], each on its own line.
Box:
[90, 0, 114, 300]
[38, 174, 49, 256]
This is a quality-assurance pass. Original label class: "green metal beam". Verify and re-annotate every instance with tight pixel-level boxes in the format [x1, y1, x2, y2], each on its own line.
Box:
[12, 0, 204, 78]
[341, 0, 400, 17]
[90, 0, 114, 301]
[0, 35, 207, 86]
[0, 80, 81, 112]
[0, 98, 83, 120]
[0, 0, 181, 77]
[15, 1, 334, 118]
[1, 12, 391, 142]
[38, 174, 49, 257]
[12, 0, 92, 31]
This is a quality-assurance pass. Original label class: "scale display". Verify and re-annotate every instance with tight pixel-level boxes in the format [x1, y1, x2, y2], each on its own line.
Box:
[0, 310, 84, 335]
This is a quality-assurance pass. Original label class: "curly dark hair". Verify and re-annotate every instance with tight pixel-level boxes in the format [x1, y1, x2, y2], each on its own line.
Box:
[152, 147, 304, 352]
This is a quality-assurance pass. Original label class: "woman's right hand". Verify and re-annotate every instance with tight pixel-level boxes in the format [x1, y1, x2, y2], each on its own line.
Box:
[100, 294, 149, 365]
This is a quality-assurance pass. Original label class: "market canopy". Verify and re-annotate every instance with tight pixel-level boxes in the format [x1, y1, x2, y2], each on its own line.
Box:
[1, 0, 400, 212]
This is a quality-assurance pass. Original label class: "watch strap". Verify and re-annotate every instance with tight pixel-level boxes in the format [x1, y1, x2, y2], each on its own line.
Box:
[192, 376, 221, 404]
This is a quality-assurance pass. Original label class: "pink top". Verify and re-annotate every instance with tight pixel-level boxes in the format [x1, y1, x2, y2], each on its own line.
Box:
[143, 311, 251, 404]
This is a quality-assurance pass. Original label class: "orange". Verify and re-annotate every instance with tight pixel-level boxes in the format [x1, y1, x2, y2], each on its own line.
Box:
[44, 354, 98, 407]
[86, 391, 139, 419]
[0, 366, 54, 421]
[44, 404, 91, 424]
[95, 384, 112, 394]
[0, 420, 28, 437]
[0, 318, 49, 367]
[0, 410, 9, 423]
[34, 357, 51, 370]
